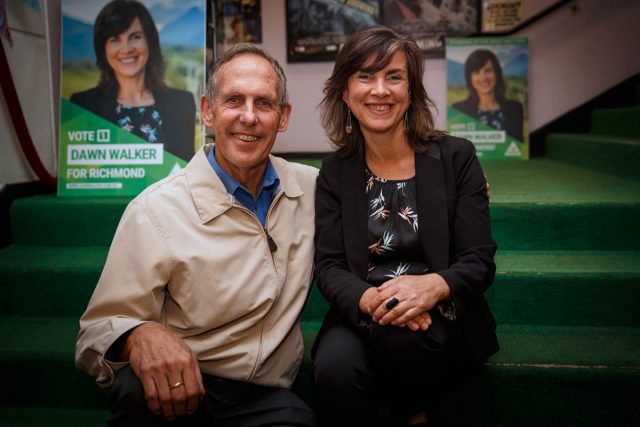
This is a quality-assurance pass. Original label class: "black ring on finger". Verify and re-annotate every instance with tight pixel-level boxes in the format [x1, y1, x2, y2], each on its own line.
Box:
[385, 297, 399, 310]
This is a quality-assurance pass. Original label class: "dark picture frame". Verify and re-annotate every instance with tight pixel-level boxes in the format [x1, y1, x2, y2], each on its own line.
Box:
[381, 0, 480, 58]
[214, 0, 262, 57]
[285, 0, 380, 63]
[285, 0, 480, 62]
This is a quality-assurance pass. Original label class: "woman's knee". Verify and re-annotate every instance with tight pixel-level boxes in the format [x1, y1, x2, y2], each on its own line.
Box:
[372, 324, 445, 363]
[312, 326, 372, 390]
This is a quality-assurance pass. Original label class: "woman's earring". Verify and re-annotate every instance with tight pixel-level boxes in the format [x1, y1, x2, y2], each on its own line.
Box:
[346, 108, 353, 134]
[404, 111, 409, 131]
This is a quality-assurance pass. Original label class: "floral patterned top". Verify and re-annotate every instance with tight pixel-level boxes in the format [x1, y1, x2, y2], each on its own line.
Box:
[366, 168, 456, 320]
[477, 108, 506, 132]
[115, 104, 166, 144]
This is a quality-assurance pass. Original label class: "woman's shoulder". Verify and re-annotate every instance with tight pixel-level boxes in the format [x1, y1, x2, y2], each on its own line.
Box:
[317, 149, 365, 185]
[452, 97, 474, 113]
[502, 98, 523, 112]
[69, 86, 106, 105]
[422, 134, 477, 160]
[156, 87, 195, 104]
[321, 148, 362, 169]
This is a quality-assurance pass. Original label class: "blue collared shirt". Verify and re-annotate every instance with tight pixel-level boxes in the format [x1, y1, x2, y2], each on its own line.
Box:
[208, 147, 280, 227]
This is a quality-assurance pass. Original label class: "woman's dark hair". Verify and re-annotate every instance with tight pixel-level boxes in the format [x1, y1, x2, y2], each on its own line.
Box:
[320, 25, 443, 156]
[463, 49, 506, 104]
[93, 0, 166, 94]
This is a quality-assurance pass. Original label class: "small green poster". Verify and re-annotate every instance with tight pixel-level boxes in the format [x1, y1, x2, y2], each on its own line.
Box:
[446, 37, 529, 159]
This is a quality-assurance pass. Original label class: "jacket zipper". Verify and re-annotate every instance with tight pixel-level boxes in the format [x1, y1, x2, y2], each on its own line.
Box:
[230, 191, 284, 379]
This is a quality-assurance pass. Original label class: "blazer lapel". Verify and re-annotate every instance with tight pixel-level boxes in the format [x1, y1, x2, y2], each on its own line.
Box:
[341, 153, 369, 280]
[415, 147, 450, 271]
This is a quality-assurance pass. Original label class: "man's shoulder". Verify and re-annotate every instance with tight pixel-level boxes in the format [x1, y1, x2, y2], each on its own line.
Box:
[271, 156, 319, 180]
[130, 168, 189, 208]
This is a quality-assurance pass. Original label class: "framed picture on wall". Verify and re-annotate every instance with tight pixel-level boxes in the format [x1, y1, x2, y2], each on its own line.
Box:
[285, 0, 379, 63]
[481, 0, 524, 33]
[214, 0, 262, 57]
[381, 0, 480, 58]
[285, 0, 479, 62]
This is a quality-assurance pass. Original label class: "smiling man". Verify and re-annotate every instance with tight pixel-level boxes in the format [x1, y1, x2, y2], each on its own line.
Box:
[75, 44, 318, 427]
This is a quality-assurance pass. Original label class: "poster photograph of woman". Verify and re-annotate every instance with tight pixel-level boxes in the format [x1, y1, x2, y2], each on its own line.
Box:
[60, 0, 205, 196]
[447, 37, 528, 159]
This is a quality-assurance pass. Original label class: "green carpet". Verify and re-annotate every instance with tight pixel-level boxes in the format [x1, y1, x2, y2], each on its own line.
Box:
[544, 104, 640, 181]
[0, 408, 109, 427]
[591, 106, 640, 138]
[546, 134, 640, 181]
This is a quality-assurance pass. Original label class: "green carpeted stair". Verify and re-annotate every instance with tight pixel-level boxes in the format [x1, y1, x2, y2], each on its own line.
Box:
[2, 117, 640, 424]
[546, 105, 640, 181]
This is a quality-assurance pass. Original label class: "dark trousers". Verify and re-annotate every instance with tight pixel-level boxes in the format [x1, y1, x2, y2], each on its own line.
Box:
[108, 366, 316, 427]
[312, 320, 474, 427]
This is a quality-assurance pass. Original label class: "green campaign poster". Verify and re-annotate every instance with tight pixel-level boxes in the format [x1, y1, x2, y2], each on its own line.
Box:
[59, 0, 206, 196]
[446, 37, 529, 159]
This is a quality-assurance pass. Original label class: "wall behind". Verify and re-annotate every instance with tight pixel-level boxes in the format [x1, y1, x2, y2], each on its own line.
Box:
[1, 1, 58, 184]
[267, 0, 640, 153]
[2, 0, 639, 185]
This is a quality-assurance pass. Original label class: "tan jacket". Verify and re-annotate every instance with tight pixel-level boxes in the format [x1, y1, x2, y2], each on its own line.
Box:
[75, 144, 318, 389]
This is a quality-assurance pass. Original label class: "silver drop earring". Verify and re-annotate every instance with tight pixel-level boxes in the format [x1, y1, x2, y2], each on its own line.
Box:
[404, 111, 409, 131]
[346, 108, 353, 134]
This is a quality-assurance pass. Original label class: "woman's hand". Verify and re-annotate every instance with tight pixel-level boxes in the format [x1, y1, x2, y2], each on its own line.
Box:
[371, 273, 451, 328]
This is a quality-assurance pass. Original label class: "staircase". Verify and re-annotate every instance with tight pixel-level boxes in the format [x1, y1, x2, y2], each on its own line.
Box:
[1, 108, 640, 425]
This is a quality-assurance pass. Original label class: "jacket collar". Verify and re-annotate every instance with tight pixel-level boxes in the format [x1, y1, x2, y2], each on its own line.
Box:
[185, 144, 304, 224]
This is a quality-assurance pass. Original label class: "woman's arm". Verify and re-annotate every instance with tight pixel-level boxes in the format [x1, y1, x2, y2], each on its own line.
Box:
[437, 138, 497, 314]
[314, 156, 375, 326]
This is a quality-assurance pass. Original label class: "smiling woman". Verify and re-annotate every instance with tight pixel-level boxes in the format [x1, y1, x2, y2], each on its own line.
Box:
[313, 26, 498, 426]
[69, 0, 196, 161]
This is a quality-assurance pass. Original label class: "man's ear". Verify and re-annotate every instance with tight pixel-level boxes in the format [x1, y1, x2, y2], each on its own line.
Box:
[200, 95, 215, 127]
[277, 103, 292, 132]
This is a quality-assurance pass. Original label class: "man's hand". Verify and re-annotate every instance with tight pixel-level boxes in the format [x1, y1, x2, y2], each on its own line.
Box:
[121, 322, 205, 421]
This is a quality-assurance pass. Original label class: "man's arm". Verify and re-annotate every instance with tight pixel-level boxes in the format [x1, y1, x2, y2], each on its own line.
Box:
[75, 200, 203, 420]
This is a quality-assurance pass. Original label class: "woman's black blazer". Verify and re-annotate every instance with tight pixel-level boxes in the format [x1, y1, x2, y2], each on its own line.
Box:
[314, 135, 499, 365]
[70, 86, 196, 161]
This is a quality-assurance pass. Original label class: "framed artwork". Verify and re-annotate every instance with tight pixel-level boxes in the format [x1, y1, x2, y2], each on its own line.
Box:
[481, 0, 524, 33]
[286, 0, 379, 63]
[214, 0, 262, 57]
[381, 0, 480, 58]
[285, 0, 480, 62]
